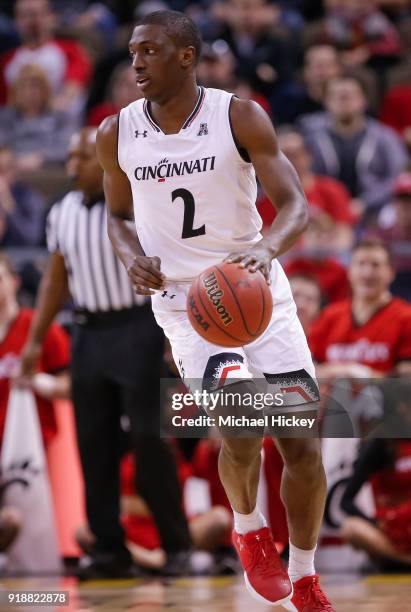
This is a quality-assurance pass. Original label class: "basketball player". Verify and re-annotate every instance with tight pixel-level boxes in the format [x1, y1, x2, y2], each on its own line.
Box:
[97, 11, 334, 610]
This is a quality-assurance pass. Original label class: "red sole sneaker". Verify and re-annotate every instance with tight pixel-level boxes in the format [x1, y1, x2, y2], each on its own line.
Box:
[232, 527, 293, 606]
[244, 570, 294, 606]
[283, 575, 335, 611]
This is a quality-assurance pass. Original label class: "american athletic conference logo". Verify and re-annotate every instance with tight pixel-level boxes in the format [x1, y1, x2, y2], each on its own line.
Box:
[134, 156, 216, 183]
[197, 123, 208, 136]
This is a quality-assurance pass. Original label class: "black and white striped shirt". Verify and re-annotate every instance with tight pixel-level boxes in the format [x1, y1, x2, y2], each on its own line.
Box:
[46, 191, 145, 312]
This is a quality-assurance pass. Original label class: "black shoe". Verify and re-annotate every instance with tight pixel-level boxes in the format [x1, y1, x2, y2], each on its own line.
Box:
[212, 550, 240, 576]
[158, 550, 193, 577]
[77, 556, 140, 582]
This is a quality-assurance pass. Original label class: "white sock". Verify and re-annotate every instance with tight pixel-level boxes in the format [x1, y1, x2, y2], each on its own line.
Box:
[288, 541, 316, 583]
[232, 505, 267, 535]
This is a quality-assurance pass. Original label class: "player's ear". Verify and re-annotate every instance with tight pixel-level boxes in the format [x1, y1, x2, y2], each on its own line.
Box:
[180, 46, 196, 69]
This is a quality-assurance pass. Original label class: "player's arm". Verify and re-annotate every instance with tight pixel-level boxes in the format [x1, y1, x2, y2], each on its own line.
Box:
[226, 99, 309, 282]
[96, 115, 165, 295]
[20, 252, 69, 377]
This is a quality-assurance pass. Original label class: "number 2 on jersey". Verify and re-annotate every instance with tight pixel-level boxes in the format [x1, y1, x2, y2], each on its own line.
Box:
[172, 188, 206, 239]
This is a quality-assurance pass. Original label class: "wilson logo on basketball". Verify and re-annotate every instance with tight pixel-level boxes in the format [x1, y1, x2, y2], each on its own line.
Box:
[203, 272, 233, 326]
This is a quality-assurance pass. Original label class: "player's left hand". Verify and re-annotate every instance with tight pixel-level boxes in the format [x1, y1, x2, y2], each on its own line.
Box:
[225, 245, 274, 284]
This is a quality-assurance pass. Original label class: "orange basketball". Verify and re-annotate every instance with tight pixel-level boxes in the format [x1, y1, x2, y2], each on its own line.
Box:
[186, 262, 273, 347]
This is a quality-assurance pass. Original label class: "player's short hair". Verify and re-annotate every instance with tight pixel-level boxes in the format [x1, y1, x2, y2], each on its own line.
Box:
[137, 10, 202, 64]
[0, 252, 16, 276]
[352, 239, 394, 266]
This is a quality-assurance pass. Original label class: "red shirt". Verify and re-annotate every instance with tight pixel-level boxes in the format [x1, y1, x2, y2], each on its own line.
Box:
[86, 102, 119, 127]
[0, 39, 92, 104]
[309, 298, 411, 373]
[0, 309, 70, 445]
[373, 441, 411, 506]
[285, 257, 350, 303]
[257, 175, 355, 228]
[380, 85, 411, 135]
[305, 176, 356, 225]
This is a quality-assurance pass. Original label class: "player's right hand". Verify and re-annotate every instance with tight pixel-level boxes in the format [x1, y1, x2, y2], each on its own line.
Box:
[126, 255, 165, 295]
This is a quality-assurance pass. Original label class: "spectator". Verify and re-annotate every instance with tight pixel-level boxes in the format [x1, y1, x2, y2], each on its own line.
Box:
[340, 437, 411, 570]
[278, 128, 356, 250]
[323, 0, 402, 70]
[196, 40, 271, 113]
[372, 172, 411, 300]
[211, 0, 292, 101]
[281, 45, 342, 123]
[289, 275, 322, 334]
[0, 147, 45, 247]
[0, 252, 70, 449]
[304, 76, 408, 213]
[0, 0, 92, 117]
[87, 62, 141, 127]
[197, 40, 237, 90]
[0, 65, 76, 171]
[285, 256, 350, 304]
[258, 127, 353, 304]
[55, 1, 118, 52]
[309, 240, 411, 378]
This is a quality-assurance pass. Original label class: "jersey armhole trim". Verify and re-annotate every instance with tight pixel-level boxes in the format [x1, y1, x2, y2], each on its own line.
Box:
[116, 110, 124, 172]
[228, 96, 251, 164]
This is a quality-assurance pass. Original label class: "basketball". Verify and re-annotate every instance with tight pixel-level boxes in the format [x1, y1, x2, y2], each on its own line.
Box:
[186, 262, 273, 347]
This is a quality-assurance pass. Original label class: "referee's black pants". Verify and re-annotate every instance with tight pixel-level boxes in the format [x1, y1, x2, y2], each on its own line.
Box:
[71, 305, 191, 562]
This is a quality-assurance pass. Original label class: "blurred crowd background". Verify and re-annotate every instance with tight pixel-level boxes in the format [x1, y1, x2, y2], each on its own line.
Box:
[1, 0, 411, 300]
[1, 0, 411, 577]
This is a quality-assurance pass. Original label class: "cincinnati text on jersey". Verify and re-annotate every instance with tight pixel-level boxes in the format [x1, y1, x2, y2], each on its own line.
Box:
[134, 156, 216, 182]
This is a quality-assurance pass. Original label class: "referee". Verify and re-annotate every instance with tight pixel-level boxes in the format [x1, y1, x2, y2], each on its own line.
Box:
[20, 128, 192, 579]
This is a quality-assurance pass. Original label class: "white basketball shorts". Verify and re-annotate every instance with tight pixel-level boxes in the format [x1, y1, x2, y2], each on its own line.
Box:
[152, 262, 319, 410]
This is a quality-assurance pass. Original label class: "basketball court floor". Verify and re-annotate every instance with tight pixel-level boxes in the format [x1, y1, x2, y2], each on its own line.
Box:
[0, 574, 410, 612]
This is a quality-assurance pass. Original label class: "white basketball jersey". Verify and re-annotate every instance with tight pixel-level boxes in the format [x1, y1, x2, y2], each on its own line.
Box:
[118, 87, 264, 282]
